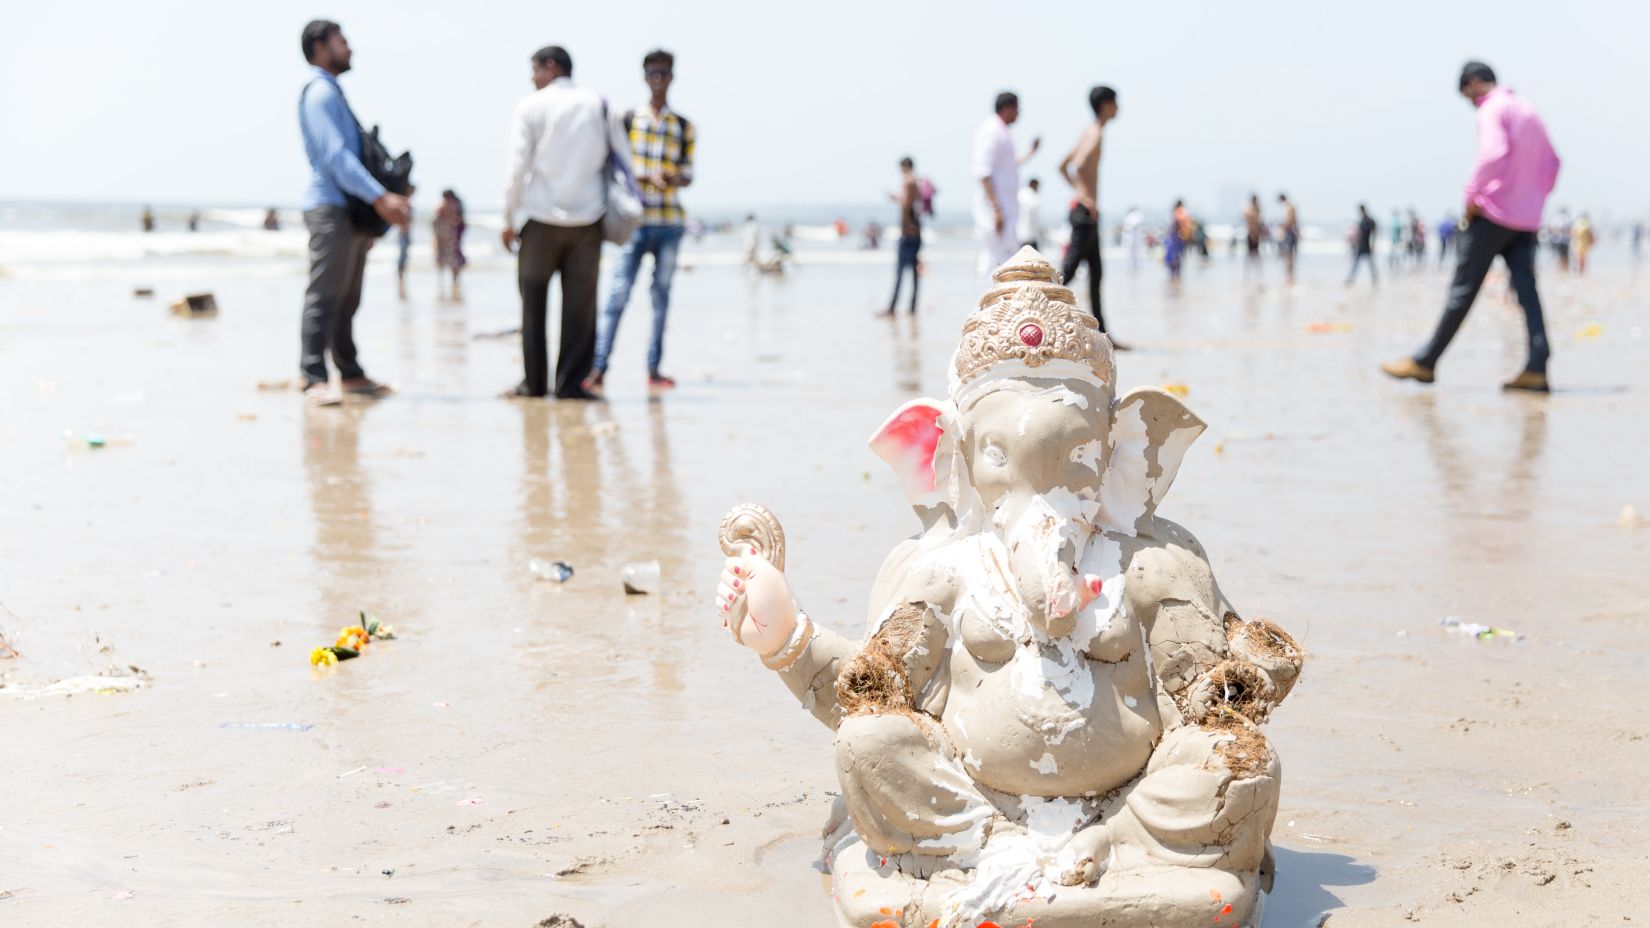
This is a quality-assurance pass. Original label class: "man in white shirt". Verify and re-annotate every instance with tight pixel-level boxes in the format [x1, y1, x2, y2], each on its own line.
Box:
[1123, 206, 1144, 271]
[1017, 178, 1042, 250]
[972, 91, 1039, 279]
[501, 45, 628, 399]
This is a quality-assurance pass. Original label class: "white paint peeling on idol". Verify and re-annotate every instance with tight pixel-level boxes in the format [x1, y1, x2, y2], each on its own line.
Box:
[938, 795, 1096, 927]
[1070, 438, 1105, 474]
[914, 754, 995, 852]
[1098, 401, 1150, 535]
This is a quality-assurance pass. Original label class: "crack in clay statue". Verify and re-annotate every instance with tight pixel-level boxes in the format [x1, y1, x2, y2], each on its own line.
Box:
[715, 247, 1304, 928]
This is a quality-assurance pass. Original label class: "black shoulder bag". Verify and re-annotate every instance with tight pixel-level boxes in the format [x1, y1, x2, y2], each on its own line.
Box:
[301, 80, 413, 238]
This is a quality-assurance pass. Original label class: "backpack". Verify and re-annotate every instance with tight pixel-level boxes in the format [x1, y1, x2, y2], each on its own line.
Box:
[917, 178, 936, 217]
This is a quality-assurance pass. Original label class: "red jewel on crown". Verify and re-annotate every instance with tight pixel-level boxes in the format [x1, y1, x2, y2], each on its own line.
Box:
[1018, 323, 1044, 347]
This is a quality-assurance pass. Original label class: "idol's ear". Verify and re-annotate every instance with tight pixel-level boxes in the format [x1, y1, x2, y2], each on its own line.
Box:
[868, 398, 952, 508]
[1098, 387, 1206, 535]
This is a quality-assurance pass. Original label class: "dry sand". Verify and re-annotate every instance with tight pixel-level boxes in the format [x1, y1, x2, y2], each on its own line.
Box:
[2, 245, 1647, 926]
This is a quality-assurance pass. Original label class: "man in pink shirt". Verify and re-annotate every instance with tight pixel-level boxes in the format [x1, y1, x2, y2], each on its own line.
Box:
[1383, 61, 1561, 392]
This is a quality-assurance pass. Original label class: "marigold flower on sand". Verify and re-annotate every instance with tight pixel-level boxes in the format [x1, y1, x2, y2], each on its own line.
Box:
[335, 625, 370, 651]
[310, 647, 339, 667]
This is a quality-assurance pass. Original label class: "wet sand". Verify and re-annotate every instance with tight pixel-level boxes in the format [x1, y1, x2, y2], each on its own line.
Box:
[2, 244, 1648, 926]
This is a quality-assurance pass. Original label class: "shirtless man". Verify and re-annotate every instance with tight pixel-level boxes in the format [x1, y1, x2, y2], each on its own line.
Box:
[1242, 193, 1264, 280]
[1276, 192, 1299, 285]
[1058, 85, 1121, 346]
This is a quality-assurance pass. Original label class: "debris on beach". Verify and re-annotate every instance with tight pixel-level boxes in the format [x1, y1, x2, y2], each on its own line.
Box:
[472, 326, 521, 341]
[0, 674, 148, 699]
[621, 559, 661, 595]
[169, 292, 218, 317]
[529, 559, 574, 583]
[1161, 382, 1190, 397]
[220, 721, 313, 731]
[535, 916, 586, 928]
[1306, 321, 1353, 334]
[310, 612, 397, 668]
[1617, 504, 1646, 529]
[0, 633, 152, 699]
[132, 287, 154, 298]
[1574, 322, 1603, 341]
[63, 430, 134, 450]
[1439, 616, 1523, 642]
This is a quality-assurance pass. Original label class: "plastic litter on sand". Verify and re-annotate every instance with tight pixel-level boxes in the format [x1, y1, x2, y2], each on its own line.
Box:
[621, 560, 661, 595]
[529, 559, 575, 582]
[1439, 617, 1522, 642]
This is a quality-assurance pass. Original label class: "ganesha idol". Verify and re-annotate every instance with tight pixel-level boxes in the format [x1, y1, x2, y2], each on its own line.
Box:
[715, 247, 1304, 928]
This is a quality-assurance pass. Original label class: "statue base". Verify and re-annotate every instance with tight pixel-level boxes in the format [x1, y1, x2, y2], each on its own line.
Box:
[827, 828, 1265, 927]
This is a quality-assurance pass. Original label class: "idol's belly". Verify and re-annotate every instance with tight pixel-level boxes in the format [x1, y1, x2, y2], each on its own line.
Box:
[944, 649, 1162, 798]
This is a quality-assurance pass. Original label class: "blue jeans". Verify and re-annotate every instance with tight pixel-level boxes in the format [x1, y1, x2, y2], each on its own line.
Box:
[594, 224, 684, 376]
[888, 235, 921, 313]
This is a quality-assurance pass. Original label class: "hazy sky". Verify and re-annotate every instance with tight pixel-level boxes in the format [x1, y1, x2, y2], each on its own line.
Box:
[4, 0, 1645, 221]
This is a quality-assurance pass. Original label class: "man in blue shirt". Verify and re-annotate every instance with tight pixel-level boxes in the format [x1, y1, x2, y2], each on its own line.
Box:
[297, 20, 408, 403]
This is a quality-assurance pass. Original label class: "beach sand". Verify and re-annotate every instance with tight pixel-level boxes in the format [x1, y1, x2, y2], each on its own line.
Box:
[2, 241, 1647, 926]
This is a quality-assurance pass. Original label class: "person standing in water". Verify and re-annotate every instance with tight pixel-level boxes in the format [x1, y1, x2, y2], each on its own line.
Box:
[883, 156, 923, 316]
[296, 20, 410, 404]
[1277, 192, 1299, 285]
[1242, 193, 1265, 279]
[1382, 61, 1560, 392]
[1123, 205, 1144, 271]
[395, 184, 416, 298]
[1347, 204, 1378, 287]
[1165, 199, 1190, 281]
[1057, 85, 1121, 343]
[433, 189, 467, 299]
[591, 48, 696, 393]
[501, 44, 627, 400]
[1017, 177, 1043, 250]
[1570, 213, 1595, 275]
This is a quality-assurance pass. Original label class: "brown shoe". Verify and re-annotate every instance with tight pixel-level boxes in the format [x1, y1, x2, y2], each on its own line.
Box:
[1380, 358, 1435, 384]
[1502, 371, 1550, 393]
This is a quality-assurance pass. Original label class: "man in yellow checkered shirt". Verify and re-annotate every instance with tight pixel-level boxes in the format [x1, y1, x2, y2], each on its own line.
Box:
[589, 48, 696, 391]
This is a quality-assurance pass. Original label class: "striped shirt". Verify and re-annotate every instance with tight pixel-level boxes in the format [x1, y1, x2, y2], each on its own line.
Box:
[622, 105, 695, 226]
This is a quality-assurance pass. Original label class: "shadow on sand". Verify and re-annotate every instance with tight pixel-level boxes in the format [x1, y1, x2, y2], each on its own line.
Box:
[1262, 845, 1377, 927]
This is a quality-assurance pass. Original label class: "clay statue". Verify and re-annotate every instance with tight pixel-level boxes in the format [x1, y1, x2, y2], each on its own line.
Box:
[715, 247, 1303, 928]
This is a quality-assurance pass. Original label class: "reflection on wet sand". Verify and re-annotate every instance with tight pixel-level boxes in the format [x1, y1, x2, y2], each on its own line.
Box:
[303, 405, 378, 591]
[1405, 391, 1549, 553]
[513, 398, 689, 697]
[302, 405, 389, 713]
[890, 315, 921, 393]
[516, 400, 600, 585]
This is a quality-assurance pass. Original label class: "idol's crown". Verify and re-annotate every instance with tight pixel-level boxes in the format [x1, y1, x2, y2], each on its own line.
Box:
[953, 246, 1114, 387]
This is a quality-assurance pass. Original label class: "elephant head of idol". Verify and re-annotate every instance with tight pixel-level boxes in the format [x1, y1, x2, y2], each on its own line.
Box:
[868, 247, 1206, 638]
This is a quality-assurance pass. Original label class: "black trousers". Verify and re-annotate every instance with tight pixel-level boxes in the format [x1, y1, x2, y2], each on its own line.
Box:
[1345, 249, 1378, 285]
[300, 207, 374, 385]
[1415, 217, 1550, 374]
[517, 219, 602, 396]
[1060, 205, 1105, 331]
